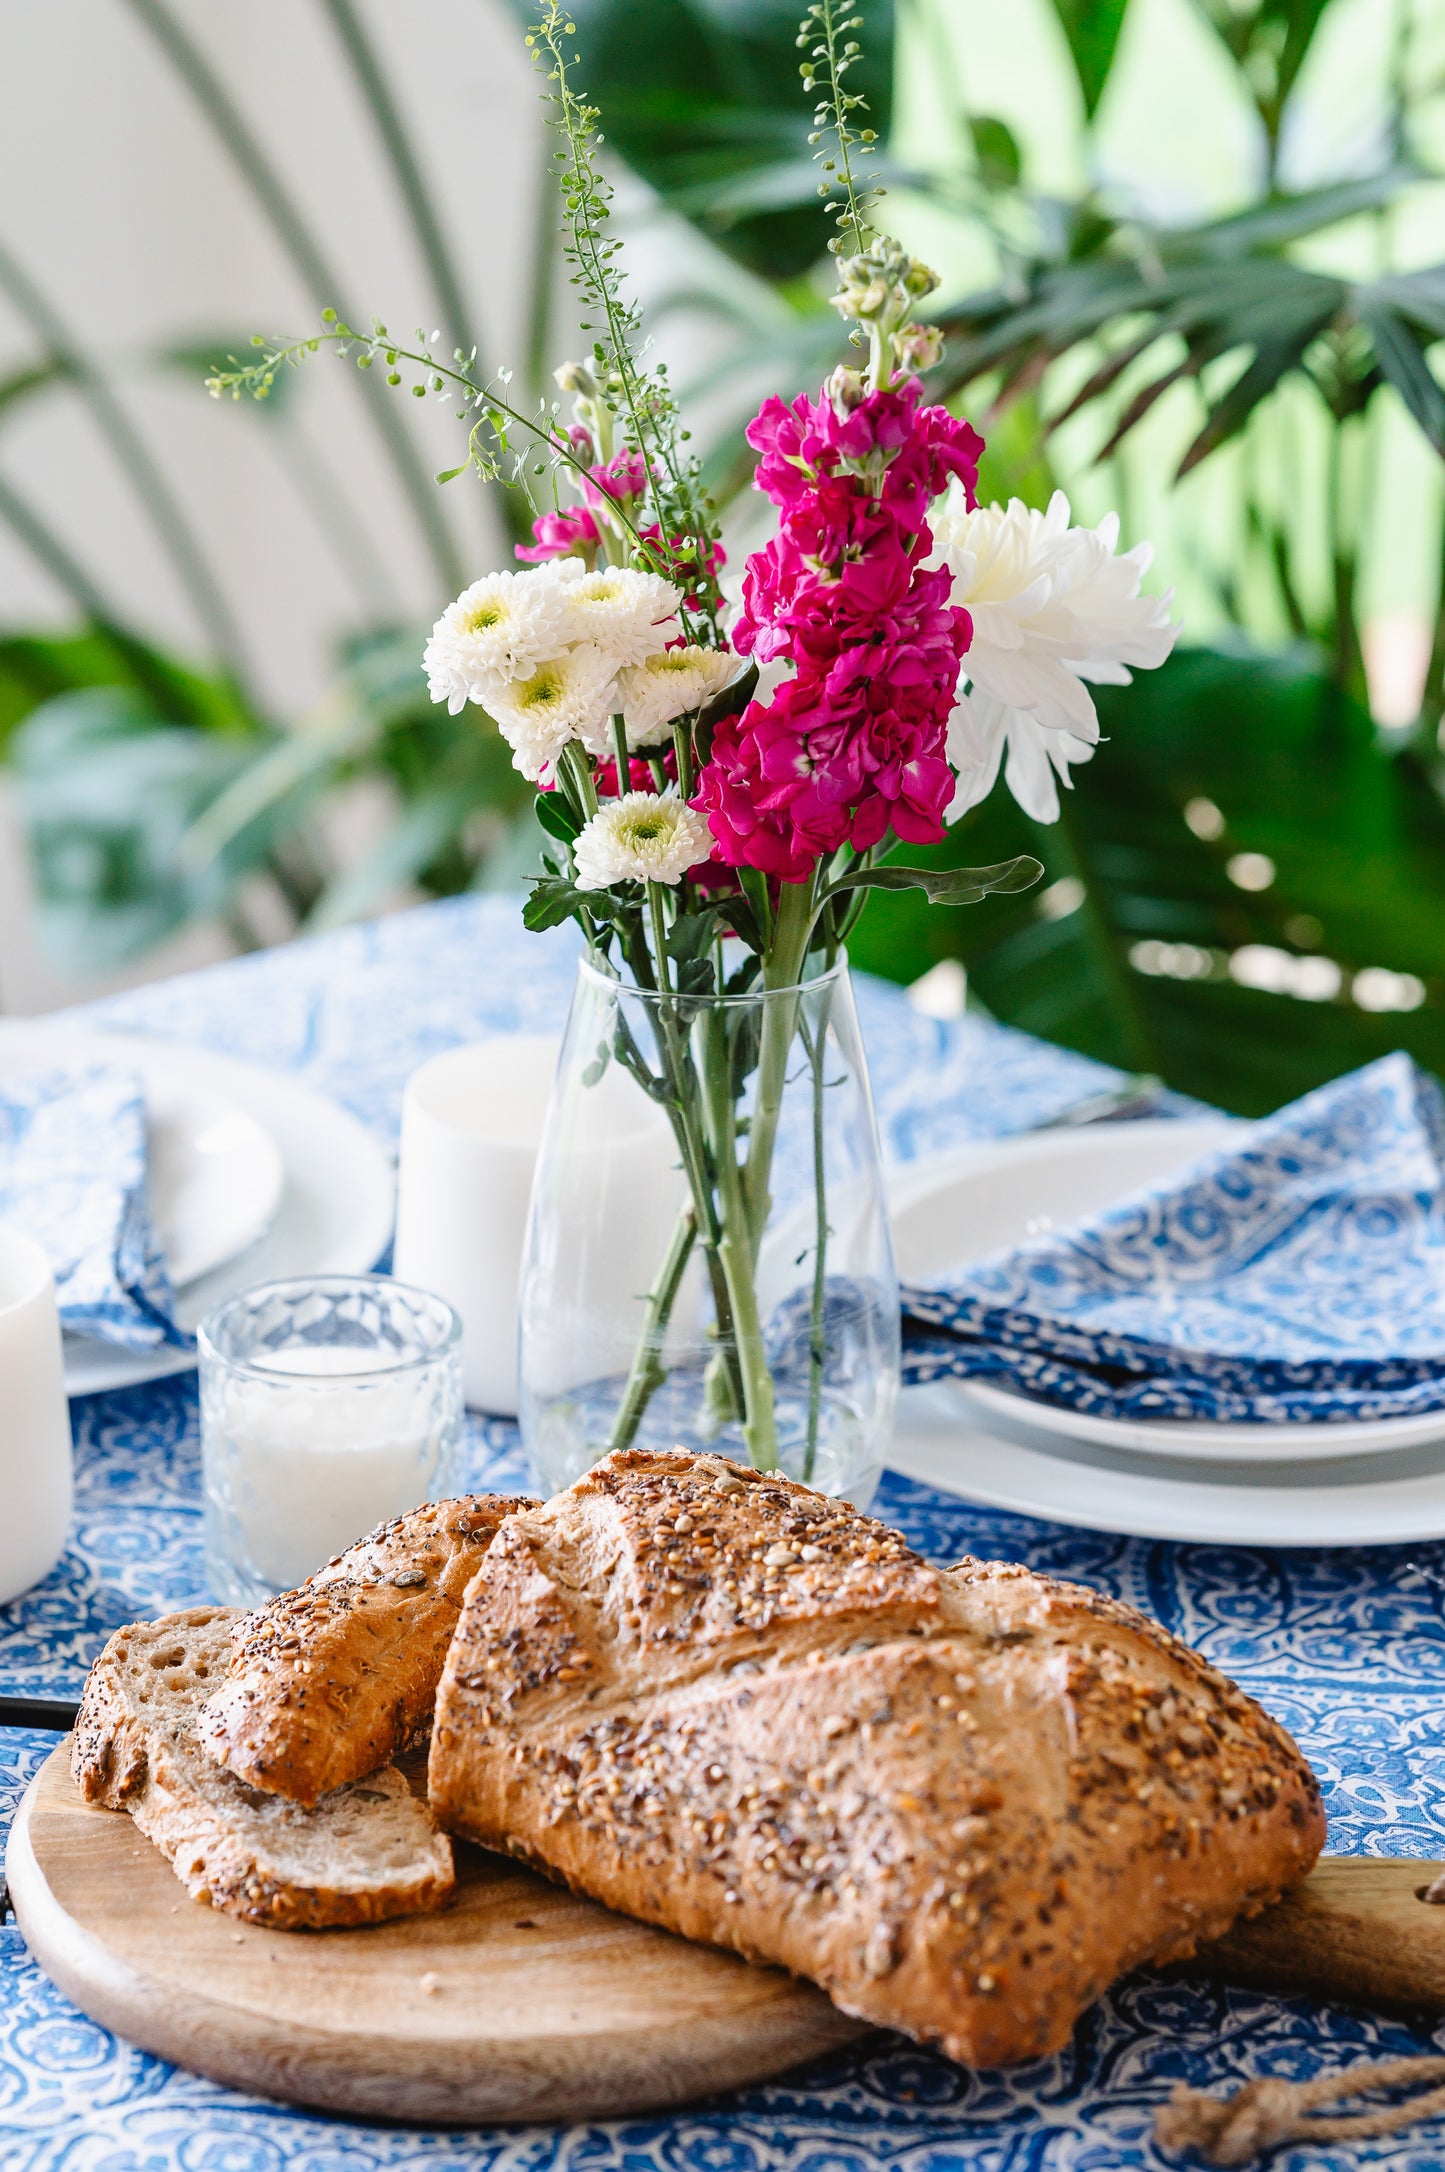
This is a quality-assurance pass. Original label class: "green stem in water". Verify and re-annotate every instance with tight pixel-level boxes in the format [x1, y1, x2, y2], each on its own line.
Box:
[701, 1012, 778, 1471]
[744, 877, 816, 1253]
[612, 957, 750, 1436]
[800, 989, 835, 1485]
[605, 1204, 697, 1453]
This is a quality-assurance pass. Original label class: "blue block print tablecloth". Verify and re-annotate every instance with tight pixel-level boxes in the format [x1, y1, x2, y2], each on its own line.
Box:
[2, 894, 1442, 2172]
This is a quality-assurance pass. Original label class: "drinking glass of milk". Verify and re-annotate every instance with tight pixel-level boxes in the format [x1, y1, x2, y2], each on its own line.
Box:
[199, 1276, 464, 1603]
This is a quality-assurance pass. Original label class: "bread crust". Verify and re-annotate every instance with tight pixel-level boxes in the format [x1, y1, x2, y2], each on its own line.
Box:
[199, 1493, 530, 1806]
[428, 1450, 1325, 2067]
[73, 1606, 454, 1930]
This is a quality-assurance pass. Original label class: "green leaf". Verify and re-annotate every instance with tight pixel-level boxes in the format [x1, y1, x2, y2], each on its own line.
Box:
[1355, 299, 1445, 456]
[1045, 0, 1130, 120]
[820, 855, 1043, 909]
[523, 871, 589, 932]
[9, 685, 266, 971]
[1187, 0, 1333, 139]
[535, 789, 583, 844]
[0, 357, 73, 422]
[0, 625, 249, 751]
[665, 910, 714, 963]
[968, 116, 1022, 191]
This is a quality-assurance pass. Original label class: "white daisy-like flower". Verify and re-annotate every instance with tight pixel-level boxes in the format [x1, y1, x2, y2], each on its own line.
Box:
[947, 689, 1098, 829]
[424, 561, 584, 713]
[554, 567, 684, 668]
[932, 489, 1179, 824]
[573, 791, 713, 890]
[488, 647, 618, 783]
[615, 645, 741, 749]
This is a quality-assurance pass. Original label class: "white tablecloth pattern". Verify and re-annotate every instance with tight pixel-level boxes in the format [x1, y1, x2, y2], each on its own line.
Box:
[2, 894, 1443, 2170]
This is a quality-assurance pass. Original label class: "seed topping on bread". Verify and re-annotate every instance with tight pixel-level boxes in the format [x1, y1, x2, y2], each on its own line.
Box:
[429, 1447, 1325, 2067]
[199, 1492, 530, 1806]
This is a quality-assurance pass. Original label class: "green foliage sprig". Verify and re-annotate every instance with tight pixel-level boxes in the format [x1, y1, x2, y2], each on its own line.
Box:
[205, 322, 602, 518]
[206, 2, 732, 636]
[527, 3, 722, 631]
[797, 0, 882, 262]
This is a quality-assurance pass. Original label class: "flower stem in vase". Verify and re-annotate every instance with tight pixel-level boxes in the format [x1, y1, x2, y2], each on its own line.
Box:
[744, 879, 814, 1255]
[606, 1203, 698, 1454]
[603, 912, 750, 1454]
[701, 1009, 779, 1471]
[799, 989, 834, 1484]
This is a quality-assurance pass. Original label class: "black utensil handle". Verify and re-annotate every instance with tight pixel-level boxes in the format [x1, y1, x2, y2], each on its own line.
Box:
[0, 1695, 80, 1730]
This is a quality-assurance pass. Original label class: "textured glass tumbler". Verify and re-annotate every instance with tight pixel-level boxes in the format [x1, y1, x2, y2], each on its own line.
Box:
[199, 1275, 464, 1604]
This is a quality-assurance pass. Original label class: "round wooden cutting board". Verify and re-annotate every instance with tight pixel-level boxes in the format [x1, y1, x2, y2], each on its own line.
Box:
[7, 1743, 866, 2125]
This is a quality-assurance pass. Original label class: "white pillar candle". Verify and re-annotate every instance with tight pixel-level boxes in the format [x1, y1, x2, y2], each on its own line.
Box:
[395, 1036, 688, 1416]
[394, 1037, 560, 1416]
[0, 1224, 74, 1605]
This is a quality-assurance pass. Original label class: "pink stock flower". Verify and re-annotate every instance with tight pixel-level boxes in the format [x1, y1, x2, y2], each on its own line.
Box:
[515, 506, 600, 563]
[581, 449, 649, 513]
[747, 378, 982, 518]
[697, 374, 983, 878]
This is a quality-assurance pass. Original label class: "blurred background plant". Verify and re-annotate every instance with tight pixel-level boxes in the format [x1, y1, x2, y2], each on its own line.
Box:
[1, 0, 1442, 1114]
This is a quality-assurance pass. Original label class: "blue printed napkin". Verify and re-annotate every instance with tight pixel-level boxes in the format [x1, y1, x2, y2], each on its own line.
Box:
[901, 1053, 1445, 1424]
[0, 1065, 182, 1350]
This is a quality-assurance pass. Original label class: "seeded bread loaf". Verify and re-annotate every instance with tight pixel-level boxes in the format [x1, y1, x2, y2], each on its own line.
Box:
[72, 1607, 454, 1929]
[428, 1449, 1325, 2067]
[199, 1493, 530, 1807]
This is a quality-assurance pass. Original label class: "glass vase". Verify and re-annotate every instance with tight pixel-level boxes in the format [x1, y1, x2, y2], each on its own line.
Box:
[518, 951, 899, 1502]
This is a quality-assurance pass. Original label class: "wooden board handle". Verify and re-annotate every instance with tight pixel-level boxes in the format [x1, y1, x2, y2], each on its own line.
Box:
[1193, 1858, 1445, 2015]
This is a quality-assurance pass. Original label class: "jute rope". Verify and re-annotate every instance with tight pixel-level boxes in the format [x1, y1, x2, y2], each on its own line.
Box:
[1155, 2057, 1445, 2164]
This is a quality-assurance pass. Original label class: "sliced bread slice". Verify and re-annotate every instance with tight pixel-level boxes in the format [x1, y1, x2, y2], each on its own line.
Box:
[71, 1606, 454, 1930]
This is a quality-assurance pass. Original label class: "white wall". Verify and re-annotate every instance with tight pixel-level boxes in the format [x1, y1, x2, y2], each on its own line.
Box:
[0, 0, 547, 1008]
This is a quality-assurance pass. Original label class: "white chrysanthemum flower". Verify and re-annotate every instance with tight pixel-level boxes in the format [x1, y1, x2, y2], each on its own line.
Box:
[555, 567, 684, 667]
[488, 647, 617, 783]
[424, 561, 585, 713]
[932, 489, 1179, 824]
[615, 645, 740, 748]
[947, 689, 1098, 829]
[573, 792, 713, 890]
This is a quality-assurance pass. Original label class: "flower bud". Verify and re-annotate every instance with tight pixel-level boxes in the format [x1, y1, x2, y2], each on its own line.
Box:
[824, 363, 868, 415]
[553, 358, 600, 398]
[896, 322, 944, 373]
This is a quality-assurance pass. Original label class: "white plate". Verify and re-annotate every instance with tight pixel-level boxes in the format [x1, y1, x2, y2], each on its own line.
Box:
[888, 1120, 1445, 1466]
[888, 1382, 1445, 1546]
[0, 1025, 395, 1396]
[0, 1024, 286, 1292]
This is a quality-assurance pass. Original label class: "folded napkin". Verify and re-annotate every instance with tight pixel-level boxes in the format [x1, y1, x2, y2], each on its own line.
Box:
[0, 1065, 182, 1351]
[901, 1053, 1445, 1425]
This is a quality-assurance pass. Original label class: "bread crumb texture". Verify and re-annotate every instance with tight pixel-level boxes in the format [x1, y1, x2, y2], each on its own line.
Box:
[73, 1605, 455, 1929]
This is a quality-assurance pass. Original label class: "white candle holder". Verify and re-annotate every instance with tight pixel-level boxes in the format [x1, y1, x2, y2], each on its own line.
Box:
[198, 1276, 464, 1604]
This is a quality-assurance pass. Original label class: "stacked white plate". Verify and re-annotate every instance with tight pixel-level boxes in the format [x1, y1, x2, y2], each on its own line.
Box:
[886, 1120, 1445, 1545]
[0, 1024, 395, 1395]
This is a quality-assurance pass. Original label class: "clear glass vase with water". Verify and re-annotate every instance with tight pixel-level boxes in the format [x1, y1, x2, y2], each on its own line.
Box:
[518, 950, 899, 1503]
